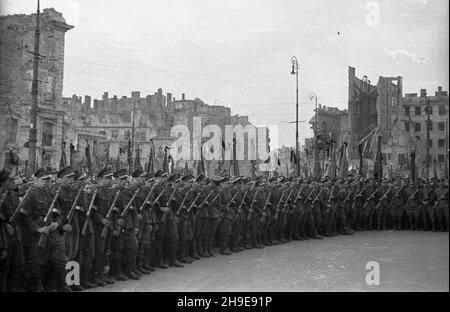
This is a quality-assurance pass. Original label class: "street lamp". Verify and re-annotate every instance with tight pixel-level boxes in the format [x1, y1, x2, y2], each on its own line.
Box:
[290, 56, 300, 176]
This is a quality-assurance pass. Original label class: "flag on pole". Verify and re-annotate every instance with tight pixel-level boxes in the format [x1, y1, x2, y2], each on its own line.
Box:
[163, 146, 169, 172]
[358, 143, 364, 178]
[433, 159, 438, 179]
[232, 138, 239, 177]
[104, 143, 110, 170]
[59, 141, 67, 170]
[69, 143, 75, 167]
[184, 161, 189, 175]
[127, 138, 132, 174]
[134, 144, 141, 171]
[373, 135, 383, 181]
[85, 141, 92, 177]
[339, 142, 349, 179]
[410, 147, 417, 184]
[146, 146, 154, 177]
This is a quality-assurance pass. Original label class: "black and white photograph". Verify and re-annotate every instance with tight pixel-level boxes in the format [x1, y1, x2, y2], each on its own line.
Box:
[0, 0, 448, 297]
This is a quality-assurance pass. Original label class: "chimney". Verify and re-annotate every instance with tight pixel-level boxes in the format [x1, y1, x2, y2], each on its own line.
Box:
[167, 93, 172, 103]
[182, 93, 185, 101]
[131, 91, 140, 98]
[158, 88, 162, 96]
[420, 89, 427, 98]
[102, 92, 108, 101]
[436, 86, 443, 96]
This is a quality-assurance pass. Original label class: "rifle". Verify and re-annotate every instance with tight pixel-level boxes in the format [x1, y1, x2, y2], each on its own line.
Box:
[9, 186, 32, 223]
[81, 187, 98, 237]
[362, 187, 379, 210]
[350, 184, 366, 211]
[311, 188, 324, 205]
[282, 189, 294, 215]
[100, 189, 121, 239]
[432, 190, 448, 212]
[38, 185, 62, 248]
[402, 188, 419, 211]
[121, 188, 140, 218]
[274, 189, 288, 220]
[186, 192, 202, 214]
[246, 187, 260, 221]
[66, 185, 85, 224]
[226, 190, 241, 209]
[304, 187, 316, 204]
[326, 185, 335, 213]
[138, 183, 158, 214]
[260, 191, 272, 223]
[176, 187, 193, 216]
[294, 185, 306, 203]
[161, 188, 177, 223]
[193, 190, 219, 220]
[374, 187, 392, 210]
[342, 189, 353, 204]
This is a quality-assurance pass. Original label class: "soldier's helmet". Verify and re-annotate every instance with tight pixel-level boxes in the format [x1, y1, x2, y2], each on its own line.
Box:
[57, 165, 75, 179]
[132, 167, 144, 178]
[155, 169, 165, 177]
[0, 168, 13, 186]
[34, 168, 53, 180]
[168, 173, 180, 182]
[74, 171, 88, 181]
[209, 175, 225, 186]
[98, 168, 113, 179]
[113, 169, 129, 180]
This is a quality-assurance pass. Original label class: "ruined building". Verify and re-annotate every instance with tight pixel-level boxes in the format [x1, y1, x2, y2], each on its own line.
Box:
[347, 66, 448, 178]
[0, 8, 73, 170]
[0, 9, 269, 176]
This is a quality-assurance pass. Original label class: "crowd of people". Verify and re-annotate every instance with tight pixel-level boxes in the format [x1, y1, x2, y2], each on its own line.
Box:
[0, 165, 448, 292]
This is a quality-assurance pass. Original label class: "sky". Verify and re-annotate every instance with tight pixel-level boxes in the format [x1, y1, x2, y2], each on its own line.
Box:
[2, 0, 449, 150]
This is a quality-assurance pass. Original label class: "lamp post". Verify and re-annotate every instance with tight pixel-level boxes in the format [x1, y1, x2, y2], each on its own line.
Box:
[290, 56, 300, 176]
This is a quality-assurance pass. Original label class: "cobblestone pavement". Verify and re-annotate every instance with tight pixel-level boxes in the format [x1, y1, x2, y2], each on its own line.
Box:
[88, 231, 449, 292]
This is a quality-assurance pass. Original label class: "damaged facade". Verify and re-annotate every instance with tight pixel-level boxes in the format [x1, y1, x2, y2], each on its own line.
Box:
[0, 8, 73, 171]
[0, 9, 269, 177]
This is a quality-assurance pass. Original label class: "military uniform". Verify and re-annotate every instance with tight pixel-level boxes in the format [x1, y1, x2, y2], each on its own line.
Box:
[0, 185, 25, 291]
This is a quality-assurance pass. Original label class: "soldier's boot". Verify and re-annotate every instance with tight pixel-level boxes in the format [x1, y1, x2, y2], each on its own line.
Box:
[71, 284, 84, 292]
[30, 274, 44, 292]
[169, 247, 184, 268]
[312, 227, 323, 239]
[207, 238, 215, 257]
[431, 220, 436, 232]
[189, 241, 201, 260]
[184, 245, 195, 263]
[56, 268, 72, 292]
[102, 273, 115, 285]
[137, 262, 152, 274]
[197, 239, 208, 258]
[177, 246, 188, 264]
[219, 243, 232, 255]
[92, 272, 106, 286]
[112, 257, 128, 281]
[80, 267, 97, 289]
[376, 218, 383, 231]
[126, 269, 140, 280]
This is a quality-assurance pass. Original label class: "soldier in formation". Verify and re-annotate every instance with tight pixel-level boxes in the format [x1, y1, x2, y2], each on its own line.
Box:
[0, 166, 448, 292]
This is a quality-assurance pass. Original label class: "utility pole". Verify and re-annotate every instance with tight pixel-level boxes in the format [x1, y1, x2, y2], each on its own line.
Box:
[130, 99, 136, 174]
[27, 0, 40, 176]
[291, 56, 300, 177]
[425, 96, 431, 179]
